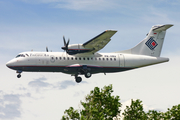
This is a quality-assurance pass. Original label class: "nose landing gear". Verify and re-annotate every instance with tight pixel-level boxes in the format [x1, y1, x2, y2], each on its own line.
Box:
[17, 74, 21, 78]
[16, 70, 22, 78]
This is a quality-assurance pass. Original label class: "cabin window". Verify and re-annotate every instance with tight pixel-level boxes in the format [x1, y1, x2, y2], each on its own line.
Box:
[87, 58, 89, 60]
[114, 58, 116, 61]
[56, 57, 58, 60]
[103, 58, 105, 61]
[71, 57, 73, 60]
[110, 58, 112, 61]
[79, 58, 81, 60]
[59, 57, 61, 60]
[99, 58, 101, 60]
[75, 57, 77, 60]
[106, 58, 108, 61]
[91, 58, 93, 60]
[83, 58, 85, 60]
[63, 57, 66, 60]
[67, 57, 69, 60]
[95, 58, 97, 60]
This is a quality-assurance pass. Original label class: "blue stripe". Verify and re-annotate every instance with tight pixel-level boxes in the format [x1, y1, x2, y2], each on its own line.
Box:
[8, 66, 134, 74]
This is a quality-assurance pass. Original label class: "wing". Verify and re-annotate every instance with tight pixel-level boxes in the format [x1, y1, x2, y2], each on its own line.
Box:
[83, 30, 117, 53]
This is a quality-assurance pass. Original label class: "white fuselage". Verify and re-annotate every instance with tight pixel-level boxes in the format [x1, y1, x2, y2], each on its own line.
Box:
[6, 51, 169, 75]
[6, 24, 172, 82]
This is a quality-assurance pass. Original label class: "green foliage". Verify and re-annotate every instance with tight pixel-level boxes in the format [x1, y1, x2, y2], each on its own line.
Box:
[122, 99, 147, 120]
[146, 110, 164, 120]
[62, 107, 80, 120]
[61, 84, 180, 120]
[61, 84, 121, 120]
[80, 84, 121, 120]
[163, 104, 180, 120]
[123, 100, 180, 120]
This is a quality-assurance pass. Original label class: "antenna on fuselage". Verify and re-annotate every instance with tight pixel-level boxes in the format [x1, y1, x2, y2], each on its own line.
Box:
[46, 46, 49, 52]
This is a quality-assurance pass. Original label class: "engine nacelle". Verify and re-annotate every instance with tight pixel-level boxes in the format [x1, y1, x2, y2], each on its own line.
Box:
[63, 44, 92, 55]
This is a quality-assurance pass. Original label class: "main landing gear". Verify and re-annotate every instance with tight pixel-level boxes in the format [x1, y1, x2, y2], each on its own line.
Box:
[84, 72, 91, 78]
[75, 76, 82, 83]
[75, 72, 92, 83]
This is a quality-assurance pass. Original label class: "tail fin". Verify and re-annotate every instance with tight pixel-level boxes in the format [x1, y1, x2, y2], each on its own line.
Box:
[119, 24, 173, 57]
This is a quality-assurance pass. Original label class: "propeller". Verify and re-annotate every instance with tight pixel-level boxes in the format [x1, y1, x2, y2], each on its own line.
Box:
[61, 36, 70, 53]
[46, 46, 49, 52]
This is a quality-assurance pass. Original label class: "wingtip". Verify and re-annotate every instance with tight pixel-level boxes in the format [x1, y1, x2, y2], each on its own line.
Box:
[105, 30, 117, 32]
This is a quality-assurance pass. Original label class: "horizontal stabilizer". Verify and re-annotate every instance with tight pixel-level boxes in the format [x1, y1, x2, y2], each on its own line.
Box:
[153, 24, 173, 32]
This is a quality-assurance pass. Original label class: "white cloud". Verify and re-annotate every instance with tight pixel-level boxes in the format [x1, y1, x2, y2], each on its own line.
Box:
[54, 0, 117, 11]
[20, 0, 118, 11]
[0, 93, 21, 119]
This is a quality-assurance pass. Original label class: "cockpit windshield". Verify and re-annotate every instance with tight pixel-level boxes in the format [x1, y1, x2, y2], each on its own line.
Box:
[16, 54, 25, 58]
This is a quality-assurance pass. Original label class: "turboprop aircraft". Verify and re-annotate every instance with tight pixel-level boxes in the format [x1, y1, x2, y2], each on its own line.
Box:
[6, 24, 173, 83]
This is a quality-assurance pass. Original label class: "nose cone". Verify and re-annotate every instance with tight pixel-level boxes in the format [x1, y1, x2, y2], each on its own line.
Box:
[6, 59, 16, 68]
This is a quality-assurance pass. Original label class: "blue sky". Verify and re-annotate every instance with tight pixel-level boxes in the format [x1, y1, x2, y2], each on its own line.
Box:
[0, 0, 180, 119]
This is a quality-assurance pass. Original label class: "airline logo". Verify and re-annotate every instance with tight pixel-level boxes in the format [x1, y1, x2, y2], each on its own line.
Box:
[145, 37, 158, 50]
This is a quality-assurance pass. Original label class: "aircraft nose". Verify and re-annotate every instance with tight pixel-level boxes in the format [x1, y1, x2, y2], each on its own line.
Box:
[6, 59, 16, 68]
[6, 61, 12, 68]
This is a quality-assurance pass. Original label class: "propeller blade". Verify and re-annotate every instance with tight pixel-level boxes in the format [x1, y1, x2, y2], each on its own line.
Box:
[63, 36, 66, 47]
[46, 46, 48, 52]
[62, 36, 70, 54]
[66, 39, 70, 48]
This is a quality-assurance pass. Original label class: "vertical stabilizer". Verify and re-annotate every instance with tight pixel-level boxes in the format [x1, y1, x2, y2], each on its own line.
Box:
[119, 24, 173, 57]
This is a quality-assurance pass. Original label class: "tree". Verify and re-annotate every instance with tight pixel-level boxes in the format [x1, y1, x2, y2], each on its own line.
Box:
[146, 110, 164, 120]
[163, 104, 180, 120]
[62, 107, 80, 120]
[61, 84, 180, 120]
[61, 84, 121, 120]
[122, 99, 147, 120]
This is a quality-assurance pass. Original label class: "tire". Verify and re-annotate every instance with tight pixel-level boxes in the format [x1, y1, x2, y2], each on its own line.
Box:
[75, 77, 82, 83]
[17, 74, 21, 78]
[85, 72, 91, 78]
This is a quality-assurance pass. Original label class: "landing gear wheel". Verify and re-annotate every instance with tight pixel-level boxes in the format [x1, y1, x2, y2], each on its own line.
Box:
[17, 74, 21, 78]
[85, 72, 91, 78]
[75, 77, 82, 83]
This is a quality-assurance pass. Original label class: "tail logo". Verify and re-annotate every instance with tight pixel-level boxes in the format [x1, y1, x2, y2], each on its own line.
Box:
[145, 37, 158, 50]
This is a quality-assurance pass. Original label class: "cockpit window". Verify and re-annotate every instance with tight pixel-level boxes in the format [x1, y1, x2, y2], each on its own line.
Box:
[16, 55, 21, 58]
[16, 54, 25, 58]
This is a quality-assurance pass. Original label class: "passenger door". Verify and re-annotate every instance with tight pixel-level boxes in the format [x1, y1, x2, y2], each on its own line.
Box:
[119, 54, 125, 67]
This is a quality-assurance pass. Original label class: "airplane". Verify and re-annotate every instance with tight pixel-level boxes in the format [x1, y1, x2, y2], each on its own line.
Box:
[6, 24, 173, 83]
